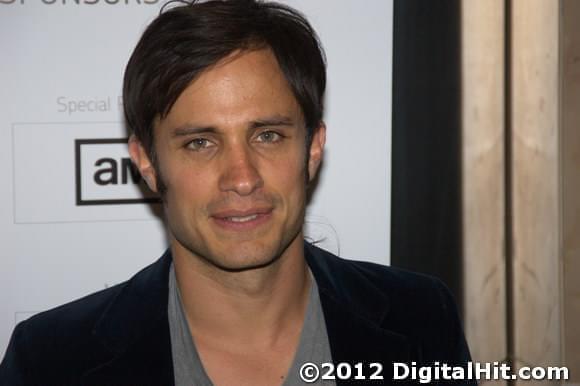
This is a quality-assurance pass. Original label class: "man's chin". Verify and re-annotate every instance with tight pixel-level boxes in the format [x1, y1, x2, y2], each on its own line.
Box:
[186, 239, 277, 271]
[208, 257, 280, 273]
[196, 248, 282, 272]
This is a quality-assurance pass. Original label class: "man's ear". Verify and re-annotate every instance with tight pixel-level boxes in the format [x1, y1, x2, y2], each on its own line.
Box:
[307, 122, 326, 182]
[128, 135, 158, 193]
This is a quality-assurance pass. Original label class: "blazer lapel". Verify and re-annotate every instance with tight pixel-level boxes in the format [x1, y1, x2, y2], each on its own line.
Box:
[319, 290, 413, 385]
[80, 251, 175, 386]
[306, 244, 414, 385]
[80, 321, 174, 386]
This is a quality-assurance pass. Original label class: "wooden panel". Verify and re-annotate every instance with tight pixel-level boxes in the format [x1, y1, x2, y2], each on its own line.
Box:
[461, 2, 507, 381]
[511, 1, 562, 384]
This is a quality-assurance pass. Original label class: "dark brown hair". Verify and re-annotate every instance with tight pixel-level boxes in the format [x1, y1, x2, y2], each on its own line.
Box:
[123, 0, 326, 157]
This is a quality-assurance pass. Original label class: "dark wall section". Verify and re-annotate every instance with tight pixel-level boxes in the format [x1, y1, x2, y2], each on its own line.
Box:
[391, 0, 463, 313]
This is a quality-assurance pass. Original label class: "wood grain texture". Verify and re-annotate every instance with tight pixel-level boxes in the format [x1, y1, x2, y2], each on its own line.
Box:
[461, 2, 507, 381]
[511, 1, 562, 384]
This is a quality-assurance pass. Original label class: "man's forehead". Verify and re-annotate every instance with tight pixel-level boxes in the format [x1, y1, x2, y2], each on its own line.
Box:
[178, 48, 286, 94]
[153, 49, 304, 133]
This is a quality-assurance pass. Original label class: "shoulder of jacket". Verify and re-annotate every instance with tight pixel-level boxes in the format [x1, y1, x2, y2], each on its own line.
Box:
[310, 243, 449, 297]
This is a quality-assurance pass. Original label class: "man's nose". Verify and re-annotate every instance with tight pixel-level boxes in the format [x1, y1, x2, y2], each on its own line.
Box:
[218, 145, 264, 196]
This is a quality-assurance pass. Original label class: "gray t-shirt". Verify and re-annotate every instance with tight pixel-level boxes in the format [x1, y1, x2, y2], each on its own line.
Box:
[168, 263, 335, 385]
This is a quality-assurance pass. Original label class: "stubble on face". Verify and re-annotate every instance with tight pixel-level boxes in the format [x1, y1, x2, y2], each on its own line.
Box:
[148, 48, 320, 275]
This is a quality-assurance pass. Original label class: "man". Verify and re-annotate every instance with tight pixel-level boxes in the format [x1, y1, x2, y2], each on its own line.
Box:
[0, 1, 473, 385]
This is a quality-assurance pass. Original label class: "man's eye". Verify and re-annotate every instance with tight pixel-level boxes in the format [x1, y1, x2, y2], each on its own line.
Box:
[257, 131, 283, 143]
[186, 138, 213, 151]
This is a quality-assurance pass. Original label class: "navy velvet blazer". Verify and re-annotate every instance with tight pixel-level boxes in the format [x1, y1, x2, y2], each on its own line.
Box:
[0, 243, 474, 385]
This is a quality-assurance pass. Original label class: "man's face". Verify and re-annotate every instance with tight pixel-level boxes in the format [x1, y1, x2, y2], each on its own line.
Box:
[130, 48, 325, 271]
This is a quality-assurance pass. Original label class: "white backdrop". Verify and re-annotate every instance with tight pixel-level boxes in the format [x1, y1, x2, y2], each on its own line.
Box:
[0, 0, 393, 356]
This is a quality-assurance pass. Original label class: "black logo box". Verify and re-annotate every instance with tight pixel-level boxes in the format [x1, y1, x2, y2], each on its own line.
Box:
[75, 138, 160, 206]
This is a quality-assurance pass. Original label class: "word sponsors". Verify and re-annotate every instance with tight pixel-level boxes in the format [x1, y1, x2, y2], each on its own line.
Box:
[1, 0, 158, 4]
[298, 361, 570, 383]
[394, 361, 569, 383]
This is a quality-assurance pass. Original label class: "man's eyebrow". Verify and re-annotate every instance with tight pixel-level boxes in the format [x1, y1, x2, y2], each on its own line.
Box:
[170, 125, 217, 138]
[249, 116, 296, 129]
[170, 116, 297, 137]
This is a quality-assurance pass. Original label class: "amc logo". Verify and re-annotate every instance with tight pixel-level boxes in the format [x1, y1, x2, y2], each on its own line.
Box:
[75, 138, 160, 205]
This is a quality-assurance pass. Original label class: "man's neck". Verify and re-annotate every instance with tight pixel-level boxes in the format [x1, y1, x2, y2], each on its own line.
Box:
[171, 235, 311, 351]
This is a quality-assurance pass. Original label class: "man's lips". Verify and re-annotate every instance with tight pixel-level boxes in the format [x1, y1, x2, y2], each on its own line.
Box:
[211, 207, 273, 219]
[210, 207, 274, 230]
